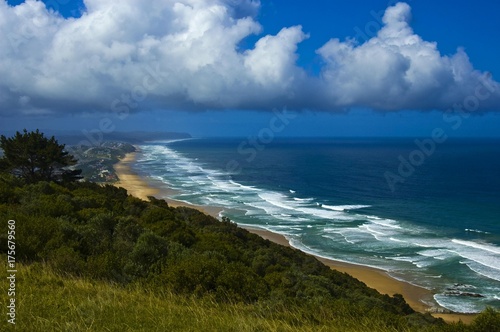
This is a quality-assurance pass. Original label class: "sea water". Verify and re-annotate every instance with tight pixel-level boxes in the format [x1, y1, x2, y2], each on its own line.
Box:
[133, 137, 500, 313]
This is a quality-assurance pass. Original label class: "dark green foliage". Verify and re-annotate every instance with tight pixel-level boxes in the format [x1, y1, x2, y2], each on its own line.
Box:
[126, 232, 170, 277]
[0, 173, 21, 204]
[0, 129, 82, 183]
[47, 246, 86, 275]
[113, 216, 143, 252]
[469, 308, 500, 332]
[1, 178, 492, 330]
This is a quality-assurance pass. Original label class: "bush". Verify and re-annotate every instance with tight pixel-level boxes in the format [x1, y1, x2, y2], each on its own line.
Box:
[141, 205, 175, 224]
[86, 251, 124, 280]
[47, 246, 85, 275]
[125, 232, 170, 277]
[15, 214, 62, 260]
[470, 307, 500, 332]
[161, 252, 229, 296]
[216, 262, 268, 302]
[0, 174, 20, 204]
[113, 216, 144, 253]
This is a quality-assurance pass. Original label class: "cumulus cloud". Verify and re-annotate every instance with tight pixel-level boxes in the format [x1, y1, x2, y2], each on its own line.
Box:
[316, 2, 500, 111]
[0, 0, 499, 116]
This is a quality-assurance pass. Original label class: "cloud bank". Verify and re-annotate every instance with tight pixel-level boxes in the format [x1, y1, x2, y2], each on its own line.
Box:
[0, 0, 499, 116]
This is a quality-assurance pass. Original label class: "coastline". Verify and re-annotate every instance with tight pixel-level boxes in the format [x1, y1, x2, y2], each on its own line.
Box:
[243, 227, 475, 324]
[113, 150, 476, 324]
[113, 149, 223, 217]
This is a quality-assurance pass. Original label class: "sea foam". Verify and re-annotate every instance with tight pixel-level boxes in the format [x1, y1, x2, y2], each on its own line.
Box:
[134, 142, 500, 313]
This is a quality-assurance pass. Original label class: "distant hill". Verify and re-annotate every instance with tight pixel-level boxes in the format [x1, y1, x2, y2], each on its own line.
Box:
[57, 131, 192, 145]
[0, 130, 191, 145]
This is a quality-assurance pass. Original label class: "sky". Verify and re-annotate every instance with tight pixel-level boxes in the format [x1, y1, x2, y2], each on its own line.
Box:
[1, 0, 500, 137]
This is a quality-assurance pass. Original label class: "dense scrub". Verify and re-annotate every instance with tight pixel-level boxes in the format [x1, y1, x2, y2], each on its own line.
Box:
[1, 175, 498, 331]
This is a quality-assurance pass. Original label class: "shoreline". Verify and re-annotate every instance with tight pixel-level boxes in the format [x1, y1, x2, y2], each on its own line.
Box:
[113, 150, 477, 324]
[113, 149, 223, 217]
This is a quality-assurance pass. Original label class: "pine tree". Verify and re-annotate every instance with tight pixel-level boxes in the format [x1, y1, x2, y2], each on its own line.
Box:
[0, 129, 82, 183]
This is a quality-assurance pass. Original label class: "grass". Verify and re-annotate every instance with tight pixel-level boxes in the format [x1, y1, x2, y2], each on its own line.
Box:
[1, 262, 442, 332]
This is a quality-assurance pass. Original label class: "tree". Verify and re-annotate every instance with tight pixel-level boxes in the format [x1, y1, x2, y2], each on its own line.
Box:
[0, 129, 82, 183]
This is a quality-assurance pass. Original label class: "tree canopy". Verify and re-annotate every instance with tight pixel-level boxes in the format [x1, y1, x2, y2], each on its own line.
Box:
[0, 129, 82, 183]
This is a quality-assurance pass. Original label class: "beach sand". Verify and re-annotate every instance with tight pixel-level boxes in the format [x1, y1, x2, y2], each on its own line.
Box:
[113, 151, 477, 324]
[113, 150, 222, 217]
[113, 152, 160, 201]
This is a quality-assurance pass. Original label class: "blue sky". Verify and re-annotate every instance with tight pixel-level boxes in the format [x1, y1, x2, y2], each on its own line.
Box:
[1, 0, 500, 137]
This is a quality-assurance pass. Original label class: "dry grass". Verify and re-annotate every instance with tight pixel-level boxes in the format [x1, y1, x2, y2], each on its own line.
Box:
[1, 262, 428, 332]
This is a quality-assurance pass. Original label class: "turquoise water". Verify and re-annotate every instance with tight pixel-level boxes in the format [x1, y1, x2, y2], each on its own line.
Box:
[134, 138, 500, 313]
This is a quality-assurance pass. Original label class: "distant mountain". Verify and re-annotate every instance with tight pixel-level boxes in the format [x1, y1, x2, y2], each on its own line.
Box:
[57, 131, 191, 145]
[100, 131, 192, 143]
[0, 130, 191, 145]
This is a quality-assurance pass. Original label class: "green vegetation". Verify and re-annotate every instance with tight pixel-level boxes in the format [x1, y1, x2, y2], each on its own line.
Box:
[1, 176, 499, 330]
[0, 262, 494, 332]
[0, 130, 499, 331]
[0, 130, 82, 183]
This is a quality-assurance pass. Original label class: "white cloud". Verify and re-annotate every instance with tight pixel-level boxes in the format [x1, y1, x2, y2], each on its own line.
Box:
[316, 2, 500, 110]
[0, 0, 498, 116]
[244, 26, 308, 86]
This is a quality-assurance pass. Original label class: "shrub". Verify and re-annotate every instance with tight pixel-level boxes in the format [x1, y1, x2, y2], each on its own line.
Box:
[47, 246, 85, 275]
[470, 307, 500, 332]
[125, 232, 170, 277]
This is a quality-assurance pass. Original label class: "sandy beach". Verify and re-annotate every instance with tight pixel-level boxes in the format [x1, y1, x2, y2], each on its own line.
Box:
[113, 152, 160, 201]
[113, 151, 477, 324]
[113, 150, 223, 217]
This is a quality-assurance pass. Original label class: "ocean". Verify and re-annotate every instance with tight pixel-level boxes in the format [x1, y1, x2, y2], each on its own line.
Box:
[133, 137, 500, 313]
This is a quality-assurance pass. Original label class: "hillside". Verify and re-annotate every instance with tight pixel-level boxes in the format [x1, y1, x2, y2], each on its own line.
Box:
[0, 175, 498, 331]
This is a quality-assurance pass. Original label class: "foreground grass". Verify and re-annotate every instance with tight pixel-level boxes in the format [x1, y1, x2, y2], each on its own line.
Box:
[0, 262, 468, 332]
[2, 262, 500, 331]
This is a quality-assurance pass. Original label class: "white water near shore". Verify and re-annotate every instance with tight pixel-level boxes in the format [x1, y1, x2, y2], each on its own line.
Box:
[114, 149, 485, 323]
[127, 141, 500, 315]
